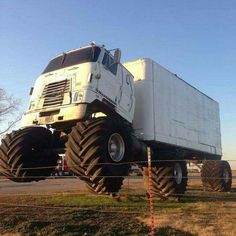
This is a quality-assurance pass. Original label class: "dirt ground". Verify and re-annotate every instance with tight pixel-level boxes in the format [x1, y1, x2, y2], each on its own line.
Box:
[0, 173, 235, 236]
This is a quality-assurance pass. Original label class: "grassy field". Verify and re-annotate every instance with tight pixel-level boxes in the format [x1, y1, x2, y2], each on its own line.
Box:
[0, 174, 235, 236]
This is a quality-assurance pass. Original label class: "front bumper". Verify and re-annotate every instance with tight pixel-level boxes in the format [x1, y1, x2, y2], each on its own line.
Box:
[21, 103, 88, 127]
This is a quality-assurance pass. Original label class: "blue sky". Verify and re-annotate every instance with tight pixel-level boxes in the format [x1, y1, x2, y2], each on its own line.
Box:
[0, 0, 235, 167]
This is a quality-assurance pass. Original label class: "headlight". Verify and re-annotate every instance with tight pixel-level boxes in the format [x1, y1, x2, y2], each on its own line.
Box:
[73, 91, 84, 103]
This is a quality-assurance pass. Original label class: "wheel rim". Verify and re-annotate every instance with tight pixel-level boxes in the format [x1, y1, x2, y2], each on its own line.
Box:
[223, 168, 230, 183]
[174, 163, 183, 184]
[108, 133, 125, 162]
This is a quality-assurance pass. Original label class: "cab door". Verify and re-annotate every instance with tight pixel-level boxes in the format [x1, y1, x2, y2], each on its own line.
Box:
[117, 71, 134, 113]
[97, 52, 120, 105]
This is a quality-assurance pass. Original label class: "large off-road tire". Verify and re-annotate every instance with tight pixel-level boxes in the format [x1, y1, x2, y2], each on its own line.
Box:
[0, 127, 58, 182]
[143, 161, 188, 199]
[66, 116, 133, 195]
[201, 160, 232, 192]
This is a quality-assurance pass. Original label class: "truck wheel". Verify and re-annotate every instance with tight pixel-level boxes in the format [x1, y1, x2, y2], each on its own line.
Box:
[66, 116, 132, 195]
[0, 127, 58, 182]
[201, 160, 232, 192]
[143, 161, 188, 199]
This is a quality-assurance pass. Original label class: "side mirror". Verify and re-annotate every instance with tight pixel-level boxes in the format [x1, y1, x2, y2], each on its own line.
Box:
[29, 87, 34, 95]
[114, 49, 121, 64]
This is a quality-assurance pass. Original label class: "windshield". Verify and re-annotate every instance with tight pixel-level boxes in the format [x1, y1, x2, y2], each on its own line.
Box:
[42, 46, 101, 74]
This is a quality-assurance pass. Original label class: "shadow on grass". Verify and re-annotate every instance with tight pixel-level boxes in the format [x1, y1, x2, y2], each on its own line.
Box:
[181, 191, 236, 203]
[231, 188, 236, 193]
[155, 227, 196, 236]
[0, 207, 196, 236]
[124, 191, 236, 206]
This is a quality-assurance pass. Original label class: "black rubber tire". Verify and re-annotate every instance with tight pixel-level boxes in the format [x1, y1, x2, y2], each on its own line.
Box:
[201, 160, 232, 192]
[0, 127, 58, 182]
[143, 161, 188, 199]
[66, 116, 133, 195]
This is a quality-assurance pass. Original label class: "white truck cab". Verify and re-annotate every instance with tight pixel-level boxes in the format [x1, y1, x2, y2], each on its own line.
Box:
[22, 44, 135, 127]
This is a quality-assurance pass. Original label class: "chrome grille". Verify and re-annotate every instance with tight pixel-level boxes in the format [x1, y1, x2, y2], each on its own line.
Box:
[42, 80, 70, 107]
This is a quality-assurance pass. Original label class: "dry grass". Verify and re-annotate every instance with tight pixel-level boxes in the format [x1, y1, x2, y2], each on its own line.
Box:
[140, 202, 236, 236]
[140, 176, 236, 236]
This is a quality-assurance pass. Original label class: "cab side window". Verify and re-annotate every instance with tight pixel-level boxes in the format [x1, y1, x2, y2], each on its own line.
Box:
[102, 53, 118, 75]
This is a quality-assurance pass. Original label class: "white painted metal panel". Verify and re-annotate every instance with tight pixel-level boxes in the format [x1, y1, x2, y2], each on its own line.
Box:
[124, 58, 222, 156]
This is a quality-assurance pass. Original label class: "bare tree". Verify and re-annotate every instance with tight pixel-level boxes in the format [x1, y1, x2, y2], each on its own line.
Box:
[0, 88, 21, 136]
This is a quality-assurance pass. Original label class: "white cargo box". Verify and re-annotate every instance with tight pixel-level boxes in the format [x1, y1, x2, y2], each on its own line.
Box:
[124, 58, 222, 156]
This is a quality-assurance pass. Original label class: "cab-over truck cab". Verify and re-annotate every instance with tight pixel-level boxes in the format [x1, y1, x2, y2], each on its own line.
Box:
[22, 44, 135, 129]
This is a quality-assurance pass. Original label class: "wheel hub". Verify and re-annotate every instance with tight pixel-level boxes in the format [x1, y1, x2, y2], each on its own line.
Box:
[223, 168, 230, 183]
[174, 163, 183, 184]
[108, 133, 125, 162]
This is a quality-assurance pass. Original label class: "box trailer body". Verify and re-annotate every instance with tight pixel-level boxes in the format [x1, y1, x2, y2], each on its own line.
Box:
[124, 58, 222, 156]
